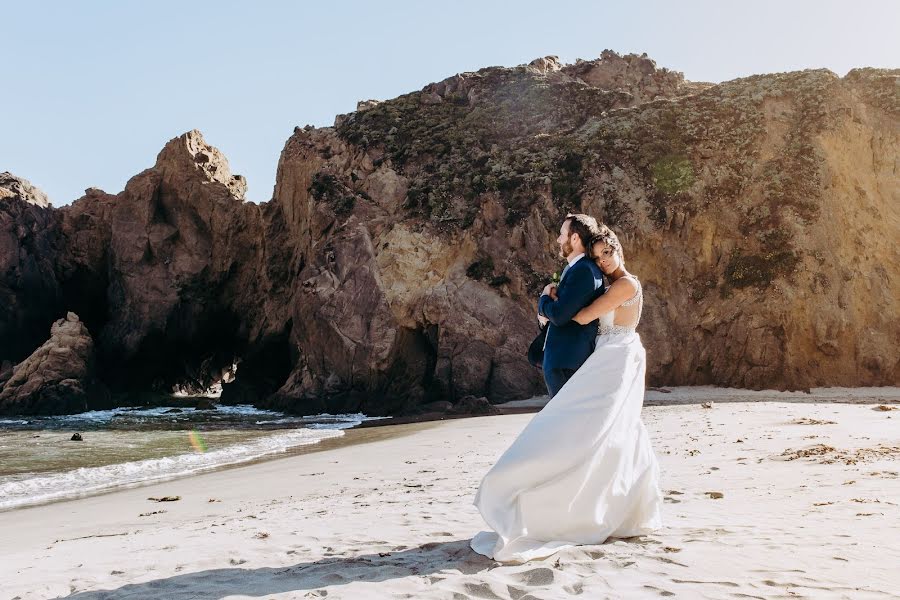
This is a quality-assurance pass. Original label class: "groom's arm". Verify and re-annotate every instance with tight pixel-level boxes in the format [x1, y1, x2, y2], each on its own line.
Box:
[538, 266, 597, 327]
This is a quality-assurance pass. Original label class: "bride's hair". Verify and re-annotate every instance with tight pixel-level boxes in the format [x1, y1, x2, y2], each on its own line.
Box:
[590, 226, 625, 265]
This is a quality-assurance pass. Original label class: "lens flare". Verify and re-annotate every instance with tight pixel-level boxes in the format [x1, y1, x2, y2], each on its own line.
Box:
[188, 430, 207, 453]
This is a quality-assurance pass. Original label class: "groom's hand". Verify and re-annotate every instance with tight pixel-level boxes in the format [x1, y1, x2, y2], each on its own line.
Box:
[542, 283, 557, 297]
[539, 263, 597, 327]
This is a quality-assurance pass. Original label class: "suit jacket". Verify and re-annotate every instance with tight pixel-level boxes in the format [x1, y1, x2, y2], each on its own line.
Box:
[538, 256, 606, 371]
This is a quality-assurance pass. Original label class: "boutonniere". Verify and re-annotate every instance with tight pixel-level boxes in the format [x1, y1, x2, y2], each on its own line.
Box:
[551, 271, 560, 284]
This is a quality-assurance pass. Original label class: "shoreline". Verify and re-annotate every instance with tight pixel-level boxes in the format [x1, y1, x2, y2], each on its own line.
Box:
[2, 386, 897, 514]
[0, 419, 446, 515]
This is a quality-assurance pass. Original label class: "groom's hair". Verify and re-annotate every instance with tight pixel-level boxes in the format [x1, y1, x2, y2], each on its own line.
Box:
[564, 214, 601, 249]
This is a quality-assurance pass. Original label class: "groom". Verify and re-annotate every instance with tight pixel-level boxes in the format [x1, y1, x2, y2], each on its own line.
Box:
[538, 214, 606, 397]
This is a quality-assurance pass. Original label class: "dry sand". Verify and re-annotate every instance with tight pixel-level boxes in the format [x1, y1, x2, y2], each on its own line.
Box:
[2, 387, 899, 599]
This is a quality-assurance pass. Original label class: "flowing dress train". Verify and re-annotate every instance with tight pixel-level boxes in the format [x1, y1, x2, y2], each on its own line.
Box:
[471, 277, 661, 562]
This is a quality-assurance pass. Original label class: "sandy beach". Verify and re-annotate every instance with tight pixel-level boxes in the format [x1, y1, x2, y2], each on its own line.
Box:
[2, 388, 899, 599]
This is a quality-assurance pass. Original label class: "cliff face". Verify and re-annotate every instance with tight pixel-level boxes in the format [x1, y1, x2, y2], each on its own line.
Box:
[1, 52, 897, 415]
[0, 173, 64, 362]
[284, 57, 899, 399]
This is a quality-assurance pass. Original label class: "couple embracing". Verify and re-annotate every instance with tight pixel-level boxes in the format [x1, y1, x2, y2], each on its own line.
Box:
[471, 214, 663, 563]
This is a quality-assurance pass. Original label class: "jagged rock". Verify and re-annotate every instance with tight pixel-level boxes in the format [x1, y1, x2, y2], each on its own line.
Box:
[0, 172, 51, 208]
[560, 49, 693, 105]
[70, 433, 83, 441]
[357, 99, 382, 112]
[88, 130, 268, 393]
[0, 313, 107, 415]
[194, 398, 216, 410]
[0, 173, 65, 362]
[0, 54, 897, 417]
[528, 56, 563, 74]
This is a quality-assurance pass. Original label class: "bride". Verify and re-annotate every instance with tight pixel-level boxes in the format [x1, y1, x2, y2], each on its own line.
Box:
[470, 228, 662, 563]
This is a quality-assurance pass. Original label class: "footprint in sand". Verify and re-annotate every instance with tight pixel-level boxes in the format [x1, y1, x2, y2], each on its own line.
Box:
[506, 585, 528, 600]
[562, 581, 584, 595]
[508, 567, 556, 587]
[643, 585, 676, 597]
[672, 578, 739, 587]
[653, 555, 689, 567]
[463, 582, 505, 599]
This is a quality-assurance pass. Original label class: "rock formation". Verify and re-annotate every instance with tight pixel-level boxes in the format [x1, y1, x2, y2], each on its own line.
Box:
[0, 312, 107, 415]
[0, 51, 897, 415]
[0, 173, 65, 362]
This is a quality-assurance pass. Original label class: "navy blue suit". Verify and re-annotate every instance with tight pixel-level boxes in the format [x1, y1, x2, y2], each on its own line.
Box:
[538, 256, 606, 397]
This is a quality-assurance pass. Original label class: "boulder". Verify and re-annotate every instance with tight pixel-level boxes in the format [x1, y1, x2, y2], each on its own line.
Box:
[420, 400, 453, 414]
[0, 313, 107, 415]
[194, 398, 216, 410]
[450, 396, 499, 416]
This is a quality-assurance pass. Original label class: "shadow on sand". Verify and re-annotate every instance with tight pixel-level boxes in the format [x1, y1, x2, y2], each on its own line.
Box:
[59, 539, 495, 599]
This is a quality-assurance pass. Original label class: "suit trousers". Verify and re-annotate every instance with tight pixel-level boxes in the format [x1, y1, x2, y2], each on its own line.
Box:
[544, 368, 576, 398]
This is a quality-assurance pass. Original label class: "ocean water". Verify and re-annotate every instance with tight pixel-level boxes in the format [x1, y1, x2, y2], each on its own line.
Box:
[0, 404, 386, 511]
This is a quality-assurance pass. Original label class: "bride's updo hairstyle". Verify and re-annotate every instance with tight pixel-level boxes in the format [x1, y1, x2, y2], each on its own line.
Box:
[590, 225, 625, 266]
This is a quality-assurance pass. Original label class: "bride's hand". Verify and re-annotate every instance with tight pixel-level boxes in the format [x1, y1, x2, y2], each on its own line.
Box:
[549, 285, 558, 301]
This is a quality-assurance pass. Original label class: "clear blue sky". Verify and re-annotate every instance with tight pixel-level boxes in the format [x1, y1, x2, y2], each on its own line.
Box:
[3, 0, 898, 205]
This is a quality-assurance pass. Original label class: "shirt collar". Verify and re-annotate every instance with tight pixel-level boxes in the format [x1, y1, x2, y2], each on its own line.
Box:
[566, 252, 585, 266]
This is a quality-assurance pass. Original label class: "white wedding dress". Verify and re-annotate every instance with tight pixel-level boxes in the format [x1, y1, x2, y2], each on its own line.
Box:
[470, 275, 662, 563]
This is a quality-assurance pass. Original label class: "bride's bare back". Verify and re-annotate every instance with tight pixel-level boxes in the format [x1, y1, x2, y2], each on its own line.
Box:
[592, 274, 642, 336]
[611, 274, 643, 329]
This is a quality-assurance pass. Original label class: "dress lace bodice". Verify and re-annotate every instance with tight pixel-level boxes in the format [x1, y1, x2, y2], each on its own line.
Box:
[597, 275, 643, 336]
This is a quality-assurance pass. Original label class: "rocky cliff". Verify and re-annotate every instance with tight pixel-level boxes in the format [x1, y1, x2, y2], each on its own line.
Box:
[1, 51, 897, 416]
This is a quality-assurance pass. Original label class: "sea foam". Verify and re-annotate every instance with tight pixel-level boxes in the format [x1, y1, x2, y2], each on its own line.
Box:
[0, 427, 343, 510]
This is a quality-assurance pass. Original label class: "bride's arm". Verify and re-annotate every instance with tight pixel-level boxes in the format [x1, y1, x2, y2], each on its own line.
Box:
[573, 278, 638, 324]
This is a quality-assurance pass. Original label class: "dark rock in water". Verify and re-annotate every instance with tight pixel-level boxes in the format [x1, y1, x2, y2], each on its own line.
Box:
[420, 400, 453, 414]
[0, 313, 109, 415]
[219, 380, 259, 406]
[194, 398, 216, 410]
[164, 408, 183, 414]
[70, 432, 83, 441]
[450, 395, 498, 416]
